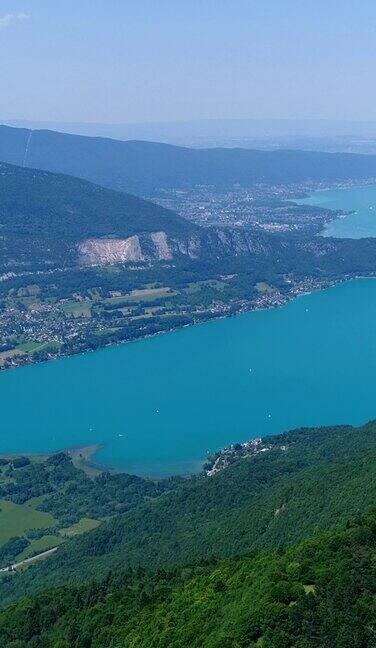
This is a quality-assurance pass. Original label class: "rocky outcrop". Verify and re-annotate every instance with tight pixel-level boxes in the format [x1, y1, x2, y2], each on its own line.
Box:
[77, 227, 275, 266]
[78, 231, 181, 265]
[150, 231, 173, 260]
[78, 236, 145, 265]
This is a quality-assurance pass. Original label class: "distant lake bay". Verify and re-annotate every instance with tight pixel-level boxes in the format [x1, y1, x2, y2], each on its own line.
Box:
[1, 278, 376, 476]
[297, 184, 376, 238]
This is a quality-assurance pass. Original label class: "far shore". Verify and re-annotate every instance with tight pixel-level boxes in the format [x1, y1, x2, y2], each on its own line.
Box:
[2, 271, 376, 377]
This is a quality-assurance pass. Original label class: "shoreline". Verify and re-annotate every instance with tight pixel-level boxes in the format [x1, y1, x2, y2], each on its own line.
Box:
[3, 179, 376, 376]
[293, 181, 376, 238]
[293, 178, 376, 199]
[0, 442, 205, 479]
[0, 444, 107, 478]
[0, 272, 372, 376]
[1, 274, 376, 479]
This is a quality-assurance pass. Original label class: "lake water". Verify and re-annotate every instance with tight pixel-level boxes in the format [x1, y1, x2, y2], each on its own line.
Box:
[1, 278, 376, 477]
[297, 184, 376, 238]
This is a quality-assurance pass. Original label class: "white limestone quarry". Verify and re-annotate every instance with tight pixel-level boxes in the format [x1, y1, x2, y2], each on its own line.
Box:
[78, 235, 145, 265]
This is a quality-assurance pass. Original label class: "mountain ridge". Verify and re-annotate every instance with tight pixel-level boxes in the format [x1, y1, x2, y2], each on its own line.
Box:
[3, 124, 376, 195]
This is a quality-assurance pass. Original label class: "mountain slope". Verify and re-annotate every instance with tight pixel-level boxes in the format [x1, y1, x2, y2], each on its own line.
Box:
[0, 162, 193, 238]
[1, 421, 375, 605]
[0, 512, 374, 647]
[0, 162, 196, 272]
[2, 124, 376, 195]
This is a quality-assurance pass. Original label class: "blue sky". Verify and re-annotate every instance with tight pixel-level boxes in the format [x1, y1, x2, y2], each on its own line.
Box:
[1, 0, 376, 123]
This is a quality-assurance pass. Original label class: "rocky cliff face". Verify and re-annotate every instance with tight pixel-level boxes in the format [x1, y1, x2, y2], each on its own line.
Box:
[79, 236, 144, 264]
[78, 231, 175, 265]
[77, 227, 274, 266]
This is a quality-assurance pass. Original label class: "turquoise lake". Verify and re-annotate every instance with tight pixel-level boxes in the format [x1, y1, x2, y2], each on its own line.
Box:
[298, 184, 376, 238]
[1, 278, 376, 477]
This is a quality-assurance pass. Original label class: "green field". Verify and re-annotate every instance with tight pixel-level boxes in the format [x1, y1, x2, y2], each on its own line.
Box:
[184, 279, 226, 293]
[104, 286, 175, 306]
[0, 341, 60, 366]
[0, 500, 56, 545]
[62, 299, 92, 317]
[59, 518, 100, 538]
[255, 281, 274, 293]
[0, 349, 23, 367]
[24, 495, 49, 508]
[17, 535, 64, 561]
[17, 341, 60, 354]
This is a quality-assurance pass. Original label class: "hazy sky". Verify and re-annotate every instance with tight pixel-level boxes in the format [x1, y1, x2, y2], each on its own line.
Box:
[1, 0, 376, 124]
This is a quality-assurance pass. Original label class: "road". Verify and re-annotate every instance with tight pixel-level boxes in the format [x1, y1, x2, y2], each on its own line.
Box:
[0, 546, 59, 572]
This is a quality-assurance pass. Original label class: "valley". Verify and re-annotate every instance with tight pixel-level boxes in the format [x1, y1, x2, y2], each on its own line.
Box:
[2, 7, 376, 645]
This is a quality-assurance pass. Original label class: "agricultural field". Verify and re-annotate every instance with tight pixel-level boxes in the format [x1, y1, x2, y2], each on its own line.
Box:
[62, 299, 93, 317]
[184, 279, 227, 293]
[17, 535, 64, 561]
[0, 349, 24, 367]
[255, 281, 275, 294]
[59, 518, 100, 538]
[0, 456, 102, 569]
[0, 449, 178, 571]
[0, 269, 279, 371]
[0, 500, 55, 545]
[103, 285, 176, 306]
[0, 340, 60, 367]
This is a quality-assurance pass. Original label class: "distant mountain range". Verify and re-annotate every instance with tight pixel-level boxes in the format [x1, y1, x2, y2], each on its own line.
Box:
[2, 124, 376, 196]
[4, 117, 376, 144]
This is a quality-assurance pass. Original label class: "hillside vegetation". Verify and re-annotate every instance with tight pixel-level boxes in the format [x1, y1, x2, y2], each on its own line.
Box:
[0, 451, 182, 569]
[0, 161, 192, 243]
[0, 512, 374, 647]
[1, 421, 375, 606]
[0, 161, 197, 280]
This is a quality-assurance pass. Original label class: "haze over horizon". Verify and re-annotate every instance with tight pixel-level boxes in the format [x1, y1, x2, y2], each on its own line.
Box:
[2, 0, 376, 125]
[5, 117, 376, 148]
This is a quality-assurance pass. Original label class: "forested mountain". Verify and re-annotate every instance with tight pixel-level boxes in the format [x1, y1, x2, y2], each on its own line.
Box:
[2, 124, 376, 195]
[0, 163, 193, 239]
[0, 162, 197, 272]
[1, 421, 375, 607]
[0, 512, 374, 647]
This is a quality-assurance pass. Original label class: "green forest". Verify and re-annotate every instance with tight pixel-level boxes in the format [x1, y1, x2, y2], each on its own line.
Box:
[0, 420, 375, 647]
[0, 512, 374, 647]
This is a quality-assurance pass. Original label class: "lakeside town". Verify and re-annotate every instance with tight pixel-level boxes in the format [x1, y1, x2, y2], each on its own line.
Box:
[151, 180, 366, 232]
[204, 435, 289, 476]
[0, 273, 340, 371]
